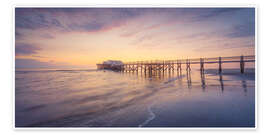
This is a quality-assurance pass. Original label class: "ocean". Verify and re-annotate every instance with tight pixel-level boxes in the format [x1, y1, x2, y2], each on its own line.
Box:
[15, 68, 255, 127]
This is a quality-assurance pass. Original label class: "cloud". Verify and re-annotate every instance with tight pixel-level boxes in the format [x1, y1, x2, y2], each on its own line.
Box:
[15, 9, 65, 30]
[15, 8, 143, 33]
[15, 31, 23, 40]
[16, 13, 51, 30]
[15, 8, 254, 41]
[15, 8, 254, 32]
[190, 8, 244, 21]
[130, 34, 155, 45]
[39, 33, 55, 39]
[15, 29, 55, 40]
[68, 21, 104, 32]
[32, 55, 50, 58]
[15, 8, 148, 42]
[15, 58, 89, 69]
[191, 35, 255, 53]
[15, 43, 41, 56]
[120, 23, 170, 38]
[225, 22, 255, 38]
[15, 58, 51, 69]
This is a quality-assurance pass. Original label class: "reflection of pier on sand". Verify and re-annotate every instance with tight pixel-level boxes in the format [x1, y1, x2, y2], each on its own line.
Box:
[120, 68, 251, 94]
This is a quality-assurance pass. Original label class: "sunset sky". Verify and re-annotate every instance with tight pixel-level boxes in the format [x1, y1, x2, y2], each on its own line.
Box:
[15, 8, 255, 69]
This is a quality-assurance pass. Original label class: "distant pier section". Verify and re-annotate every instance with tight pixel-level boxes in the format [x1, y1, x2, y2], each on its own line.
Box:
[96, 55, 255, 74]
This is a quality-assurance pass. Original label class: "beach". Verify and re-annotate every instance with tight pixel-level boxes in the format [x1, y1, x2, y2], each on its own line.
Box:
[15, 68, 255, 127]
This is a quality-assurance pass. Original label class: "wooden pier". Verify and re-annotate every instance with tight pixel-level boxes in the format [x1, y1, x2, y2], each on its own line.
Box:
[97, 55, 255, 74]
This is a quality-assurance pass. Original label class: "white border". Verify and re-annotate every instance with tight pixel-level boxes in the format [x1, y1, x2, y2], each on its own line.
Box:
[12, 5, 257, 130]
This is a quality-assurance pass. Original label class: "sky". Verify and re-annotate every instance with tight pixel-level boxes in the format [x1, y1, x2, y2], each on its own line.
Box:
[15, 8, 255, 69]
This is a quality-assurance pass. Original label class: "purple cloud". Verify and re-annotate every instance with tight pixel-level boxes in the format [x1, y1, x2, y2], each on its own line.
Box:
[68, 21, 104, 32]
[15, 8, 143, 33]
[15, 31, 23, 40]
[15, 43, 41, 56]
[15, 58, 88, 69]
[15, 8, 255, 39]
[190, 8, 244, 21]
[39, 33, 54, 39]
[226, 22, 255, 38]
[15, 58, 50, 69]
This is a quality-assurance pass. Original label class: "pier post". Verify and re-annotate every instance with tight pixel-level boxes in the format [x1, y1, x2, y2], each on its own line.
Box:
[179, 61, 182, 71]
[127, 64, 129, 72]
[167, 61, 169, 73]
[141, 62, 143, 73]
[149, 62, 152, 75]
[170, 61, 172, 72]
[240, 55, 245, 74]
[140, 64, 142, 73]
[177, 60, 179, 72]
[144, 63, 147, 73]
[200, 58, 204, 74]
[134, 63, 136, 72]
[162, 61, 165, 73]
[186, 59, 191, 72]
[186, 59, 188, 71]
[165, 61, 168, 72]
[136, 62, 138, 72]
[218, 57, 222, 74]
[169, 61, 171, 72]
[172, 61, 174, 72]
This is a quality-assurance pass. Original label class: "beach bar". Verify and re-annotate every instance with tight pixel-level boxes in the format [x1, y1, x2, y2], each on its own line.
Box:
[97, 60, 124, 71]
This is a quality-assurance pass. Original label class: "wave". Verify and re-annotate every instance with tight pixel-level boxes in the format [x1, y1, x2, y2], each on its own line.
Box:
[139, 104, 156, 127]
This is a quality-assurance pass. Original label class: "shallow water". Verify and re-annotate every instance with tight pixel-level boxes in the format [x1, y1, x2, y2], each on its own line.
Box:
[15, 68, 255, 127]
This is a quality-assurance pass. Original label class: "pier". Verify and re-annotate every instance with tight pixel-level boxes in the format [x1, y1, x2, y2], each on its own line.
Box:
[97, 55, 255, 74]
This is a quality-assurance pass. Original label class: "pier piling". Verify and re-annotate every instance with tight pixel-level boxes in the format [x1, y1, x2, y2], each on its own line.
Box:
[240, 55, 245, 74]
[200, 58, 204, 74]
[218, 57, 222, 74]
